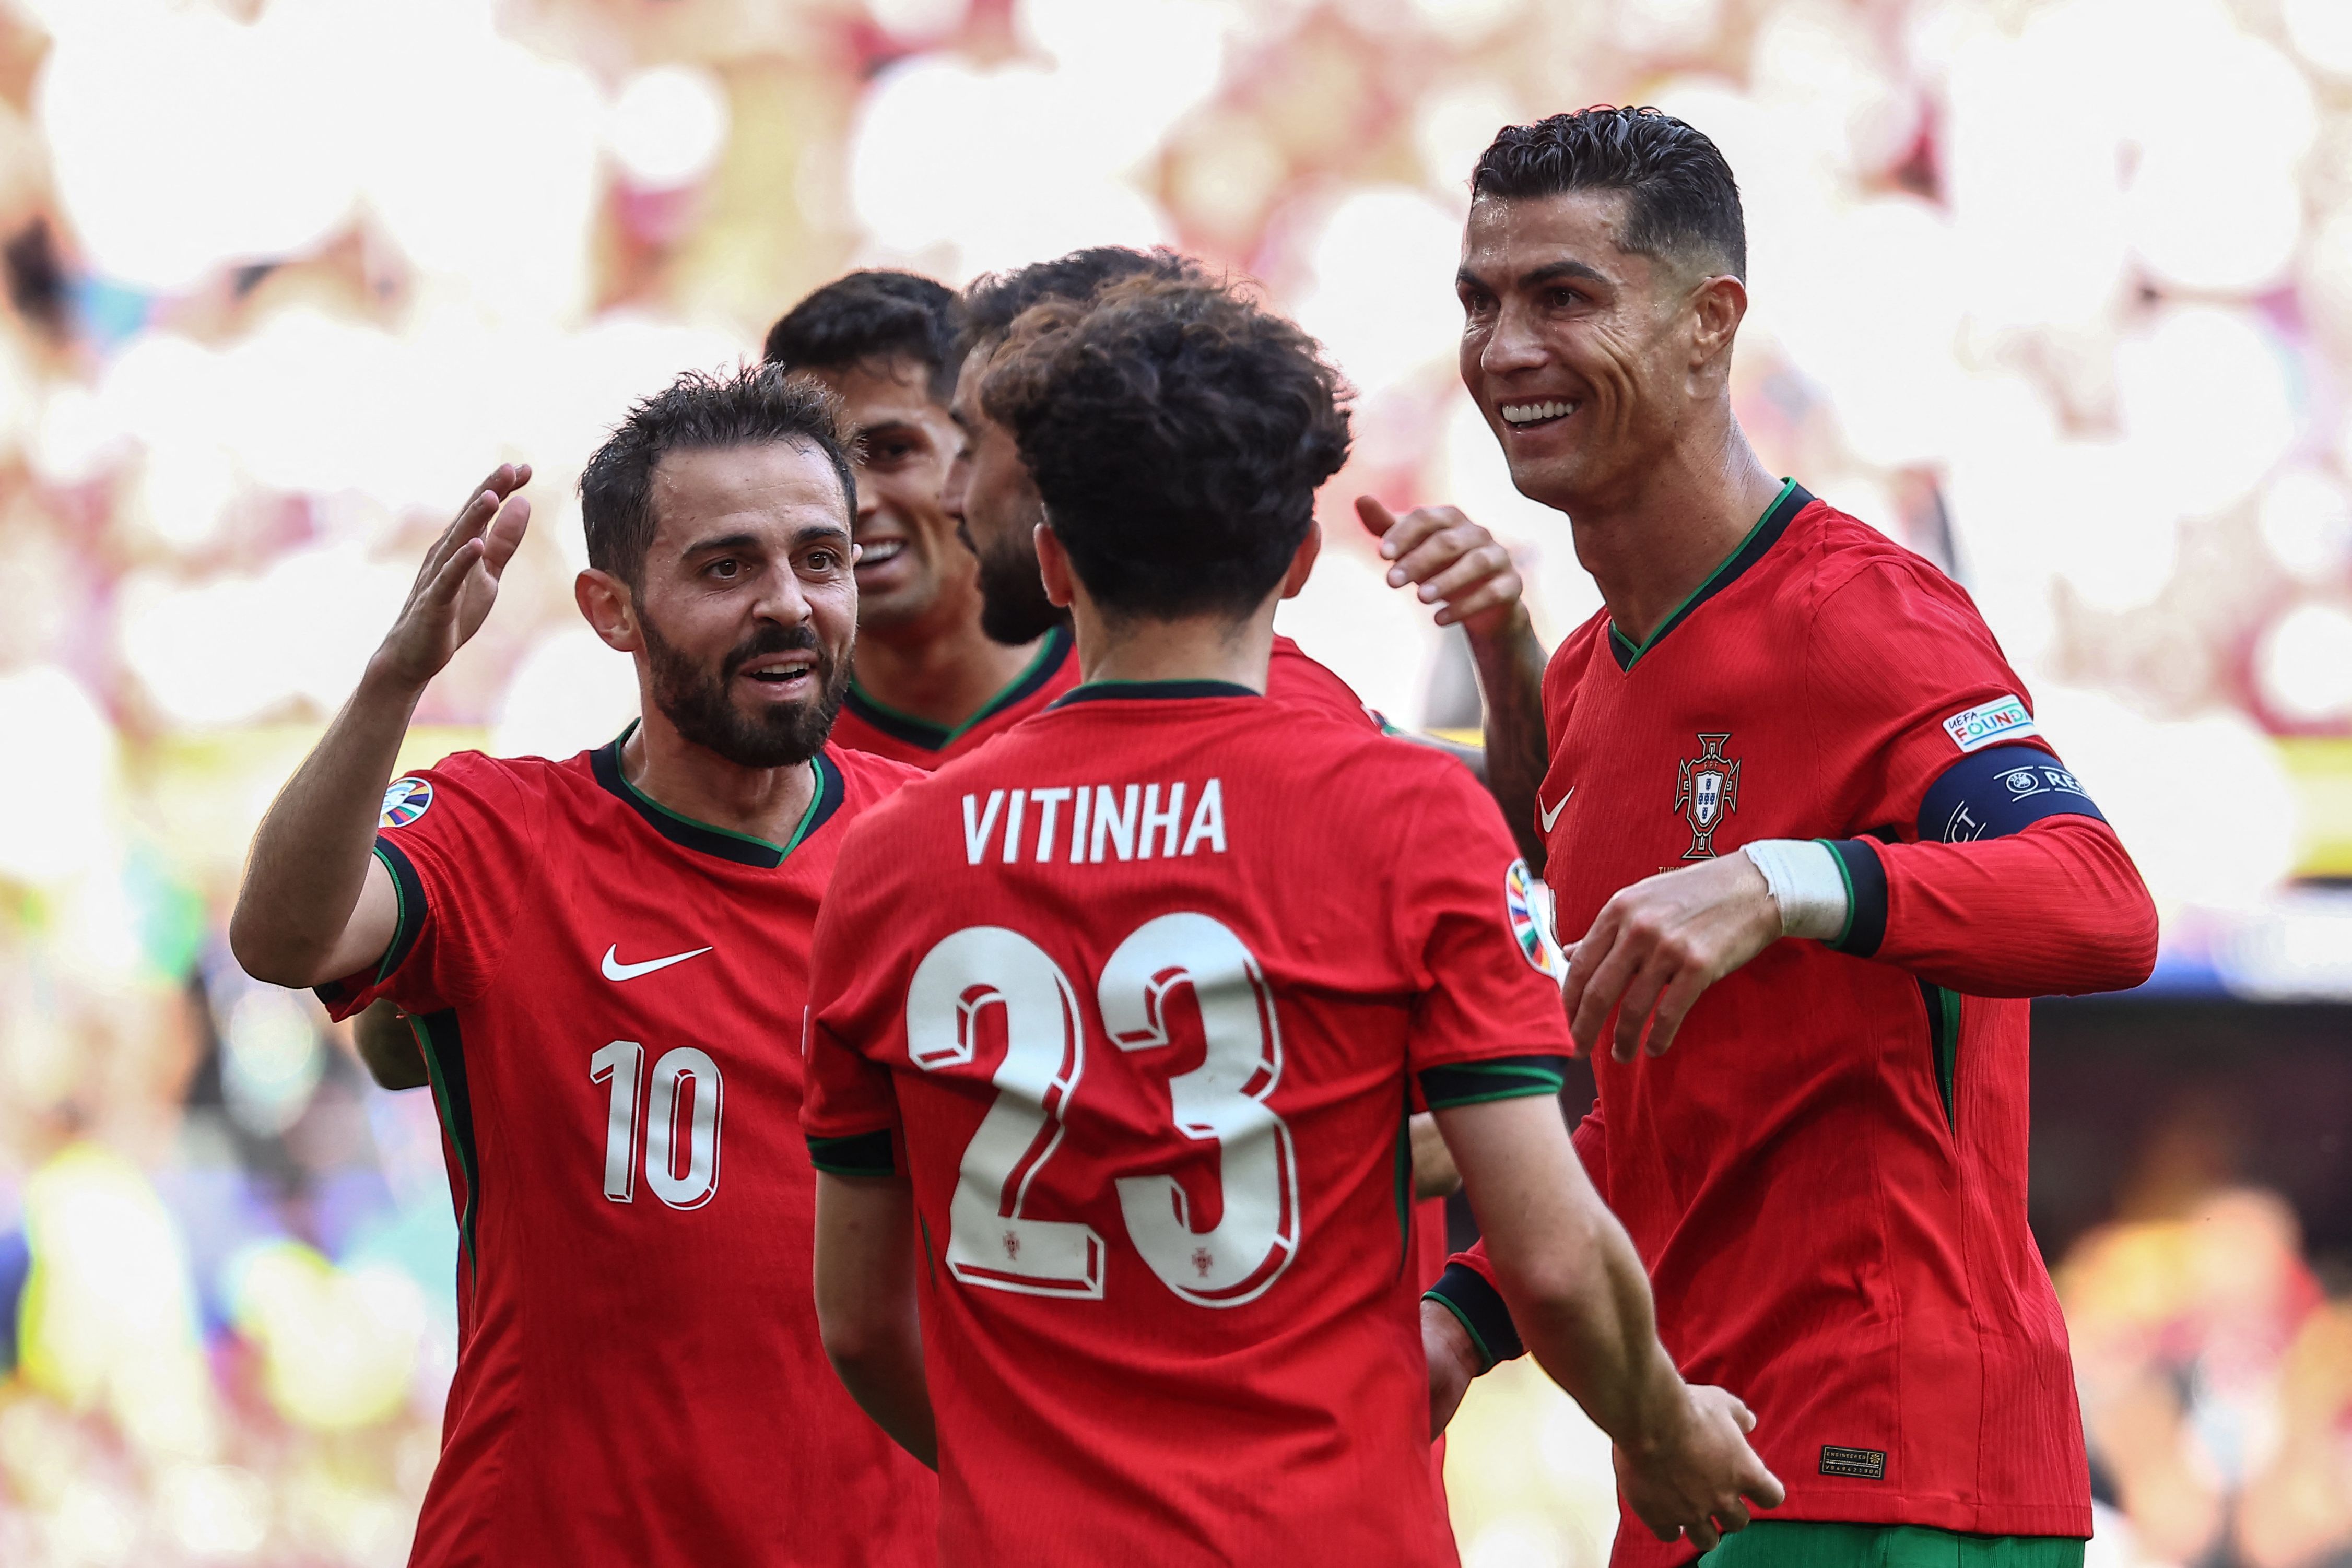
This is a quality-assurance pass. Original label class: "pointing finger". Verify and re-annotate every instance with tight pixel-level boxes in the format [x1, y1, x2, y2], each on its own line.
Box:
[1354, 494, 1398, 539]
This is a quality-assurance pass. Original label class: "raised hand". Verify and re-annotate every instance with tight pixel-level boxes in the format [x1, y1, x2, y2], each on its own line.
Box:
[372, 464, 533, 691]
[1614, 1382, 1785, 1553]
[1356, 496, 1525, 638]
[1562, 851, 1783, 1063]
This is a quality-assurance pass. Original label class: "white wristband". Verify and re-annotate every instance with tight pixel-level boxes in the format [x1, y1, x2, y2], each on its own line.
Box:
[1741, 839, 1849, 942]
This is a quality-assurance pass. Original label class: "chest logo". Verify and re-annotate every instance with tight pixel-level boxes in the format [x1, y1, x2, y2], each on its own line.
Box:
[1537, 785, 1574, 832]
[601, 944, 714, 982]
[1673, 733, 1741, 859]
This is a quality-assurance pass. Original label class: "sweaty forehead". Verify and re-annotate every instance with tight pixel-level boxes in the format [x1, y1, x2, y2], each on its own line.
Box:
[1460, 189, 1640, 281]
[648, 442, 849, 550]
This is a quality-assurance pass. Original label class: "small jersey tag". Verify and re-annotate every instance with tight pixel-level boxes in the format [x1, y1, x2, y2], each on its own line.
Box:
[1942, 696, 2038, 753]
[1818, 1445, 1887, 1480]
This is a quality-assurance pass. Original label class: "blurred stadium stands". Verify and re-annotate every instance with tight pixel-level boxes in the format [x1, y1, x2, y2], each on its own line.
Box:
[0, 1, 2346, 1563]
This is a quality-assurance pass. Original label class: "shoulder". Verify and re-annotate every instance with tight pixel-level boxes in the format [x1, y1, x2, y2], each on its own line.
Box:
[1267, 634, 1378, 730]
[829, 745, 929, 806]
[385, 747, 565, 821]
[1542, 607, 1611, 700]
[1795, 503, 1980, 623]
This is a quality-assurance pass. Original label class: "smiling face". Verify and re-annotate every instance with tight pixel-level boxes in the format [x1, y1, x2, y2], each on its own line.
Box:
[628, 441, 856, 768]
[945, 346, 1061, 646]
[1457, 188, 1726, 513]
[807, 355, 973, 633]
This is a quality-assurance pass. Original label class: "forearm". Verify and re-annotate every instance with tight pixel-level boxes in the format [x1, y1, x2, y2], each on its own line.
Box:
[1466, 607, 1548, 867]
[814, 1174, 937, 1468]
[827, 1321, 937, 1469]
[1490, 1200, 1684, 1452]
[1828, 817, 2157, 996]
[231, 663, 420, 986]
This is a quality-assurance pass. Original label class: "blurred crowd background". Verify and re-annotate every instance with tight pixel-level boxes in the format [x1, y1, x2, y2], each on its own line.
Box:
[0, 0, 2347, 1563]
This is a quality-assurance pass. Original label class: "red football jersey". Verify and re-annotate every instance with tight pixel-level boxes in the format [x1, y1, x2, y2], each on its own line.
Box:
[830, 626, 1367, 769]
[318, 733, 937, 1568]
[1536, 484, 2091, 1558]
[801, 683, 1571, 1567]
[829, 624, 1079, 768]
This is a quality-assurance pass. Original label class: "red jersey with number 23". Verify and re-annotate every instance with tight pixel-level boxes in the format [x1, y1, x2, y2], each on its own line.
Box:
[317, 733, 936, 1568]
[802, 682, 1573, 1567]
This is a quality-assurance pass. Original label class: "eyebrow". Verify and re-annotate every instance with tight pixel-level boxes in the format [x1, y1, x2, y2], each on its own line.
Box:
[849, 416, 928, 443]
[682, 532, 762, 557]
[1456, 258, 1611, 292]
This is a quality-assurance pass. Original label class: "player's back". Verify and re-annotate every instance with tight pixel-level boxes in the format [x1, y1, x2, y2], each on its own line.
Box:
[807, 681, 1565, 1567]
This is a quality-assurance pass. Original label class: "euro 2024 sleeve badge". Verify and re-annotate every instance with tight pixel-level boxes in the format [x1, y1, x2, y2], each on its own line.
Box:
[1505, 858, 1568, 986]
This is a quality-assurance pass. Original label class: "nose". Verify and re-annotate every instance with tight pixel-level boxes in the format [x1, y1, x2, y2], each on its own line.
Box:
[941, 450, 970, 524]
[1483, 296, 1549, 379]
[751, 559, 815, 629]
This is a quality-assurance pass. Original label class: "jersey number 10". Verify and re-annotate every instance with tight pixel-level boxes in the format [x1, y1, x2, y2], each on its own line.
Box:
[908, 913, 1299, 1310]
[590, 1042, 724, 1209]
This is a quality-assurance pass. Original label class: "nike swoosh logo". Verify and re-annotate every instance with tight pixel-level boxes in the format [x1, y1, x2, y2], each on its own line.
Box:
[1538, 786, 1574, 832]
[601, 944, 713, 982]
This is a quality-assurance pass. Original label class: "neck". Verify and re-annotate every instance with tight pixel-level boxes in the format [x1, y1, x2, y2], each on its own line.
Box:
[1563, 415, 1784, 647]
[621, 709, 817, 847]
[851, 600, 1045, 728]
[1072, 600, 1273, 692]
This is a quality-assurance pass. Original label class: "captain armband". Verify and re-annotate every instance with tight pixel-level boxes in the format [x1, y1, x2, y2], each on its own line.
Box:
[1423, 1261, 1524, 1372]
[1915, 744, 2107, 845]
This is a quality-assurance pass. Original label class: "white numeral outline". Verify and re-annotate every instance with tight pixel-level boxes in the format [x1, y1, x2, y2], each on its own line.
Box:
[905, 915, 1297, 1306]
[909, 927, 1105, 1297]
[592, 1042, 724, 1210]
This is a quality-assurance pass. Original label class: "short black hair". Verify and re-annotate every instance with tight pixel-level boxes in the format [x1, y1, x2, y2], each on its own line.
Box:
[1472, 107, 1746, 280]
[761, 270, 963, 404]
[580, 363, 855, 589]
[981, 277, 1350, 622]
[959, 247, 1205, 360]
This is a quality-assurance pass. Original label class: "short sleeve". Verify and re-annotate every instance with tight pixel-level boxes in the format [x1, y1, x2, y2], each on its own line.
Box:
[1805, 560, 2055, 839]
[1392, 765, 1575, 1109]
[313, 752, 548, 1021]
[801, 822, 905, 1175]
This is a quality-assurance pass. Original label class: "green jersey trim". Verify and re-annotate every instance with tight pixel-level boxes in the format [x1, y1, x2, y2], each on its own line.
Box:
[413, 1009, 482, 1303]
[1608, 479, 1810, 672]
[842, 624, 1073, 751]
[807, 1128, 897, 1178]
[590, 724, 843, 868]
[1418, 1054, 1569, 1110]
[1050, 678, 1261, 707]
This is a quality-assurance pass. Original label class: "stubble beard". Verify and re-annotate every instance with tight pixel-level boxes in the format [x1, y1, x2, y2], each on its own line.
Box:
[966, 513, 1065, 647]
[641, 612, 848, 769]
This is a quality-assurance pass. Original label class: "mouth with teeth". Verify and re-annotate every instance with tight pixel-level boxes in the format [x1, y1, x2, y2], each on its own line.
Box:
[734, 653, 818, 700]
[854, 538, 907, 573]
[1499, 398, 1580, 430]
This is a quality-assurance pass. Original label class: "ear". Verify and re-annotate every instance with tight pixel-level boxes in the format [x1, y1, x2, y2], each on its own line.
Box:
[1034, 522, 1075, 608]
[1278, 522, 1323, 602]
[1689, 273, 1748, 374]
[576, 568, 643, 653]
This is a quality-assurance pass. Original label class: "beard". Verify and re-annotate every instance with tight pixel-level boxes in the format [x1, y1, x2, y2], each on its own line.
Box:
[965, 520, 1067, 646]
[642, 614, 848, 769]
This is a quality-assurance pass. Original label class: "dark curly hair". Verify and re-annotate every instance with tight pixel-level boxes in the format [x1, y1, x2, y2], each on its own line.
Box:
[761, 270, 964, 404]
[1473, 106, 1746, 280]
[980, 277, 1350, 622]
[959, 247, 1206, 360]
[580, 363, 854, 590]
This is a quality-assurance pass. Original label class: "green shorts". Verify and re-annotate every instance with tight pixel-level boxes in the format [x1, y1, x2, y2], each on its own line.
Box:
[1699, 1522, 2086, 1567]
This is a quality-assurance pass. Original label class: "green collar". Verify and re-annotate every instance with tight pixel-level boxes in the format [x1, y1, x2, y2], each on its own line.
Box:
[592, 723, 843, 868]
[842, 624, 1073, 752]
[1608, 479, 1811, 672]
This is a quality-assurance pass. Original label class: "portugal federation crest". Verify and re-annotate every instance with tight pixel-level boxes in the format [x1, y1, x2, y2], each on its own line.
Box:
[1673, 733, 1740, 859]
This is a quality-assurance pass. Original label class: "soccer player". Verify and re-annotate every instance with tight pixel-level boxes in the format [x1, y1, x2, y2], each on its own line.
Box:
[1394, 109, 2159, 1567]
[764, 272, 1076, 767]
[228, 368, 937, 1566]
[799, 276, 1782, 1566]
